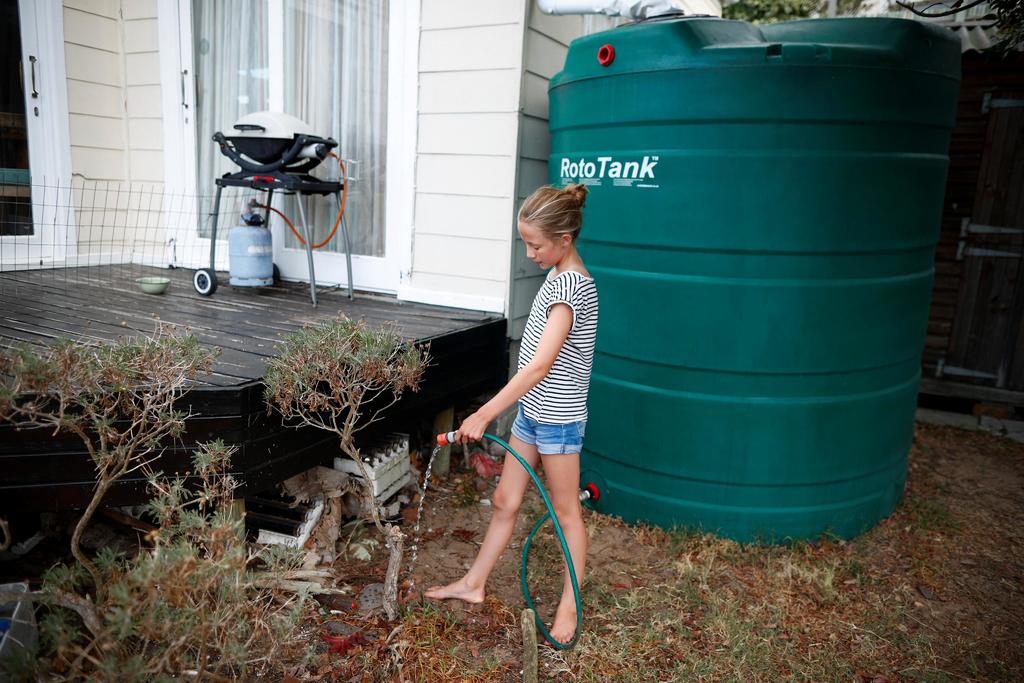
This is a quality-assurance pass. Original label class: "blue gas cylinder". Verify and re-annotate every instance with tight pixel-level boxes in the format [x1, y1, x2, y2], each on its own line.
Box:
[229, 209, 273, 286]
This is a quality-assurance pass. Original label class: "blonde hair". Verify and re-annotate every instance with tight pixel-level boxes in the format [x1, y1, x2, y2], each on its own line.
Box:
[517, 183, 588, 241]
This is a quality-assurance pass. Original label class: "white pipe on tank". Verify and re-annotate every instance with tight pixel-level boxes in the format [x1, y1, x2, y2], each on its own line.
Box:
[536, 0, 686, 20]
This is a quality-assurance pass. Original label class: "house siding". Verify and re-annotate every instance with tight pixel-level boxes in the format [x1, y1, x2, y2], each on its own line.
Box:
[63, 2, 126, 182]
[62, 0, 164, 184]
[61, 0, 165, 261]
[122, 0, 164, 184]
[399, 0, 530, 314]
[508, 7, 622, 342]
[402, 1, 636, 317]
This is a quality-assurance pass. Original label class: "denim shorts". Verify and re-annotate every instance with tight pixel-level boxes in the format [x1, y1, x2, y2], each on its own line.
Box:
[511, 404, 587, 455]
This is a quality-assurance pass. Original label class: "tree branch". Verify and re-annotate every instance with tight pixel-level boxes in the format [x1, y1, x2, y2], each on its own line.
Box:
[895, 0, 990, 18]
[0, 589, 102, 639]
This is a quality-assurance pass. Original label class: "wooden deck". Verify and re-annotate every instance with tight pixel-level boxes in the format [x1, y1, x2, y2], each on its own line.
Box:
[0, 265, 507, 511]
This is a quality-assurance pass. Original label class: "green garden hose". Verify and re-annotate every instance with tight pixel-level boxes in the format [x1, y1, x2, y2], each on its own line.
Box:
[438, 431, 591, 650]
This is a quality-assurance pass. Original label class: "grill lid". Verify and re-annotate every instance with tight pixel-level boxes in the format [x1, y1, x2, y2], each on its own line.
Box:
[231, 111, 317, 140]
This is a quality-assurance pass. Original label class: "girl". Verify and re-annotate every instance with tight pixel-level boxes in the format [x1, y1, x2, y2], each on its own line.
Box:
[425, 183, 599, 645]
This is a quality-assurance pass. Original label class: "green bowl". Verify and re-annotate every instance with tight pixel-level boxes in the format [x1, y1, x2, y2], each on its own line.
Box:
[136, 276, 171, 295]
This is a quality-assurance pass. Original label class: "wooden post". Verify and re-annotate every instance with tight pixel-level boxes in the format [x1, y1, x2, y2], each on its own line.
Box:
[227, 498, 245, 521]
[228, 498, 246, 541]
[382, 523, 404, 621]
[521, 608, 538, 683]
[432, 406, 453, 477]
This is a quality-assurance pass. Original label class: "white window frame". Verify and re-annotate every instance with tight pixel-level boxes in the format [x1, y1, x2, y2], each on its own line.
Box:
[157, 0, 416, 293]
[1, 0, 74, 271]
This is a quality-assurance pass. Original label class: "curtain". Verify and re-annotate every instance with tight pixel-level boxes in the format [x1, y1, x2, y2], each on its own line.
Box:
[192, 0, 270, 238]
[282, 0, 389, 257]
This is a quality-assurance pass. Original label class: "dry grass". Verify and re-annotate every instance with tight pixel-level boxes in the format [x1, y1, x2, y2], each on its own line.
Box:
[398, 598, 520, 682]
[319, 423, 1024, 682]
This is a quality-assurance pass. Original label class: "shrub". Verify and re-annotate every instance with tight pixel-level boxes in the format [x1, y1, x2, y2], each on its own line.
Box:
[0, 329, 218, 592]
[264, 316, 428, 619]
[20, 442, 312, 681]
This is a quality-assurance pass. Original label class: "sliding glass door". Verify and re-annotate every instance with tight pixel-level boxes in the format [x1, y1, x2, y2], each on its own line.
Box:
[191, 0, 271, 241]
[280, 0, 388, 260]
[161, 0, 412, 292]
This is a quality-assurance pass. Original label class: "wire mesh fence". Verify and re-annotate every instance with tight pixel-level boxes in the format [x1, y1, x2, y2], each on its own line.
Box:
[0, 177, 345, 296]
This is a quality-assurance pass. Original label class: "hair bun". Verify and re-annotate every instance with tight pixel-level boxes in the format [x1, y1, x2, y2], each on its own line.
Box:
[563, 183, 588, 209]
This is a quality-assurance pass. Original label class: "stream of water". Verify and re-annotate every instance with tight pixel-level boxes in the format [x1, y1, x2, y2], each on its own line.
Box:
[405, 444, 443, 596]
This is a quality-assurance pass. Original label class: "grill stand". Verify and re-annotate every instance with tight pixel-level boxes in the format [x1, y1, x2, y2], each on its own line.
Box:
[203, 170, 354, 306]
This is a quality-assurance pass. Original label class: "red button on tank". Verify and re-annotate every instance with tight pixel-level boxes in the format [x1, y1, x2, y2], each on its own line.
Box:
[597, 44, 615, 66]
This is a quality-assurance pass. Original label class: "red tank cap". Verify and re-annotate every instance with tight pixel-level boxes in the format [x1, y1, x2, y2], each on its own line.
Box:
[597, 44, 615, 66]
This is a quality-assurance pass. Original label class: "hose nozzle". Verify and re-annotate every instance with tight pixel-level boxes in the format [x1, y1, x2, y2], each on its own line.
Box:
[436, 431, 457, 446]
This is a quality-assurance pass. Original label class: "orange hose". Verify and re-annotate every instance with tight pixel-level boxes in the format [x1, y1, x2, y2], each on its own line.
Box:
[256, 151, 348, 250]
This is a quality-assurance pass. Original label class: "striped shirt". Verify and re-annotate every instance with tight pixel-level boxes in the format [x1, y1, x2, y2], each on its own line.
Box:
[518, 270, 599, 424]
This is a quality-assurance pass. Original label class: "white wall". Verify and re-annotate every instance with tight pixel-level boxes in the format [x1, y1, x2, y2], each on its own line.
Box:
[398, 0, 529, 314]
[122, 0, 164, 184]
[63, 0, 164, 183]
[61, 0, 165, 260]
[64, 0, 126, 182]
[401, 1, 629, 318]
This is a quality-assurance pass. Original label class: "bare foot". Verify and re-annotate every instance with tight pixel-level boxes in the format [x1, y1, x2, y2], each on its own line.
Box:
[547, 598, 578, 645]
[423, 577, 485, 604]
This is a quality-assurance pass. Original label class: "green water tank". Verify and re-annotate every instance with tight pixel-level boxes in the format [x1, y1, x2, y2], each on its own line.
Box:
[548, 17, 961, 542]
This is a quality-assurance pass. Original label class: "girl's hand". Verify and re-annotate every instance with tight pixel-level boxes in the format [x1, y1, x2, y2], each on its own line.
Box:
[456, 410, 491, 444]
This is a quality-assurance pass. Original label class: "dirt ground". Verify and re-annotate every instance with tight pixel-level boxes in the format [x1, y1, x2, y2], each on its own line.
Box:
[6, 420, 1019, 681]
[402, 449, 670, 620]
[323, 421, 1024, 682]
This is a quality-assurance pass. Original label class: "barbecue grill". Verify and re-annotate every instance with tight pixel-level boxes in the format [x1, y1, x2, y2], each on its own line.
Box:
[214, 111, 333, 171]
[194, 111, 353, 304]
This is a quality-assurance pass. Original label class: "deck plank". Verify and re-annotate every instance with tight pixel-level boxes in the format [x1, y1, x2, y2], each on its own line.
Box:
[0, 265, 508, 510]
[1, 270, 451, 339]
[0, 265, 501, 383]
